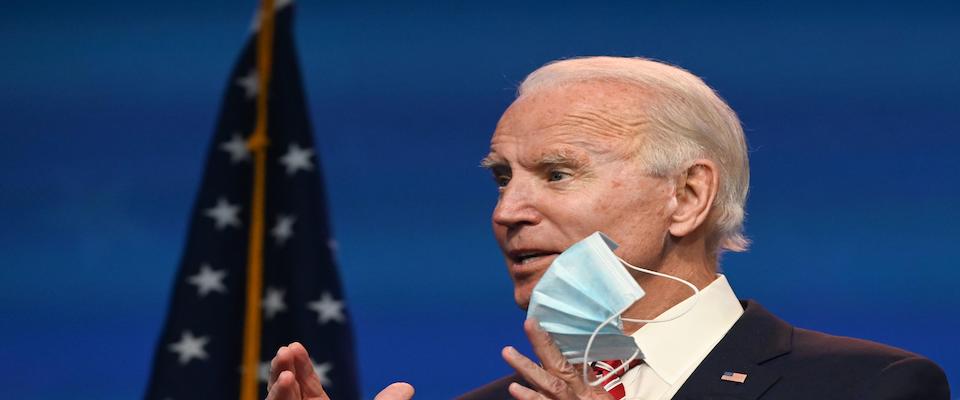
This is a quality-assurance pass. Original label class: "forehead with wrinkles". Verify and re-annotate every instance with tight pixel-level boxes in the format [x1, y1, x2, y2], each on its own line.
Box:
[490, 80, 651, 159]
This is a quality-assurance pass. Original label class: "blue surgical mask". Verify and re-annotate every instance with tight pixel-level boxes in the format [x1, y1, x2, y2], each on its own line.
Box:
[527, 231, 702, 386]
[527, 232, 645, 364]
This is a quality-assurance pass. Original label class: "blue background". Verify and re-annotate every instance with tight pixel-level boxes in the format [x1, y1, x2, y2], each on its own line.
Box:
[2, 1, 958, 398]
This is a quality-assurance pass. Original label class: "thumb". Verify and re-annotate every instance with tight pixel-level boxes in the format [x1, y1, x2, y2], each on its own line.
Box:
[374, 382, 415, 400]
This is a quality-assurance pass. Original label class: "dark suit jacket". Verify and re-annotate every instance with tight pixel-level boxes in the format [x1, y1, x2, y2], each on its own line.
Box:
[458, 300, 950, 399]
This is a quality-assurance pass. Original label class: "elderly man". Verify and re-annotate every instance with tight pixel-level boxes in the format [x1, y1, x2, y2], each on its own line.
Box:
[265, 57, 950, 400]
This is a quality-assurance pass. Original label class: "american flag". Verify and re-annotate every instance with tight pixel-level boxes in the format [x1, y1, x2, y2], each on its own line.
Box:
[145, 1, 360, 399]
[720, 371, 748, 384]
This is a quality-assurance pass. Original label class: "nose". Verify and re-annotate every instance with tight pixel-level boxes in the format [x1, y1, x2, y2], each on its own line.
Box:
[492, 178, 542, 229]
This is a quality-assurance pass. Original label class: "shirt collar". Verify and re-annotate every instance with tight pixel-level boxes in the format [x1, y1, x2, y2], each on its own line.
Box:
[629, 274, 743, 384]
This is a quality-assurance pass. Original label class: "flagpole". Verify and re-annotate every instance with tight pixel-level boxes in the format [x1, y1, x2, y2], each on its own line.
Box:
[240, 0, 275, 399]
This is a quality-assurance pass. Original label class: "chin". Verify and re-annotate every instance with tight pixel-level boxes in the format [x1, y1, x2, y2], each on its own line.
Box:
[509, 267, 549, 311]
[514, 287, 532, 311]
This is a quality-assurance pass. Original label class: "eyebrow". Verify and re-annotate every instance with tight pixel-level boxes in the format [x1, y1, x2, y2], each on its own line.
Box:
[479, 153, 506, 169]
[534, 149, 588, 169]
[479, 149, 589, 172]
[535, 151, 583, 167]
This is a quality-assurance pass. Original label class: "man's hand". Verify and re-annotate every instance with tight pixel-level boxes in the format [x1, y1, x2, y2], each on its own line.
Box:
[266, 342, 415, 400]
[501, 320, 614, 400]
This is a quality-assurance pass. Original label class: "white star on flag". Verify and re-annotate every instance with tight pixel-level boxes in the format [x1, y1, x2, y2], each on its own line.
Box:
[236, 69, 258, 99]
[279, 144, 314, 175]
[220, 133, 250, 163]
[308, 292, 345, 324]
[187, 263, 227, 297]
[168, 331, 210, 365]
[204, 197, 242, 230]
[312, 359, 333, 386]
[262, 287, 287, 319]
[258, 361, 271, 383]
[271, 214, 296, 245]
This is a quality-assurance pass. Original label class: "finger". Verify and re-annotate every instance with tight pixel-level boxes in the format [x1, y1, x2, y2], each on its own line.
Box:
[508, 382, 546, 400]
[502, 346, 575, 400]
[524, 319, 594, 397]
[374, 382, 415, 400]
[287, 342, 329, 399]
[266, 370, 302, 400]
[269, 346, 296, 391]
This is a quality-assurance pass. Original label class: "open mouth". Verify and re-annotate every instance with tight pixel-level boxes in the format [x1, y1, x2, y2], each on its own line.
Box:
[516, 252, 553, 264]
[509, 251, 559, 266]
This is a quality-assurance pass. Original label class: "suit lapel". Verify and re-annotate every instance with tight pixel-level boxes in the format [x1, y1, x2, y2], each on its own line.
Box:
[673, 301, 792, 400]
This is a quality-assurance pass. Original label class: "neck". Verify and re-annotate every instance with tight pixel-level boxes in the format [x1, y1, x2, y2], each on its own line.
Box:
[621, 240, 716, 334]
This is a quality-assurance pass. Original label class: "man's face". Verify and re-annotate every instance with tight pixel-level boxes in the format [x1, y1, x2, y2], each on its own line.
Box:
[484, 81, 678, 309]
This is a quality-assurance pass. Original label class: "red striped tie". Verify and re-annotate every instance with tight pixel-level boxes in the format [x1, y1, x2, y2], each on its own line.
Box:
[591, 359, 643, 399]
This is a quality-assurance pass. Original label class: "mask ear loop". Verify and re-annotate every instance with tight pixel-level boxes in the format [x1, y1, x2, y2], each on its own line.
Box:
[617, 257, 701, 325]
[580, 258, 702, 387]
[581, 303, 640, 387]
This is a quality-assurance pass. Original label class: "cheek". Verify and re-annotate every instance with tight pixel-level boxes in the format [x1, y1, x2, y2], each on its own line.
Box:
[591, 179, 628, 214]
[591, 200, 611, 214]
[598, 188, 673, 241]
[585, 181, 623, 215]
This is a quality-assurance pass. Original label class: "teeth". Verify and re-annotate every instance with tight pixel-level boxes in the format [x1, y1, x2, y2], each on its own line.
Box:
[519, 253, 545, 264]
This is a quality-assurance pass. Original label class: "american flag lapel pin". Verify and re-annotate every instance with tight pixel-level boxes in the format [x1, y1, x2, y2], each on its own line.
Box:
[720, 371, 748, 383]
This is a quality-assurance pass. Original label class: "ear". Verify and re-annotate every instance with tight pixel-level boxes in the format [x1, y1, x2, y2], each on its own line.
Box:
[668, 159, 719, 238]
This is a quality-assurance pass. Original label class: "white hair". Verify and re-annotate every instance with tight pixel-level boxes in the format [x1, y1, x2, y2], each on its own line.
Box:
[518, 56, 750, 252]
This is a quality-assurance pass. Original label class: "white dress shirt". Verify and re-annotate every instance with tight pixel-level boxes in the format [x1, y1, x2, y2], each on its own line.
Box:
[620, 274, 743, 400]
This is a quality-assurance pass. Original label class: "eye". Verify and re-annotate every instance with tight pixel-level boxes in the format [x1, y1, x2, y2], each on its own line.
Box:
[548, 170, 571, 182]
[494, 174, 511, 188]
